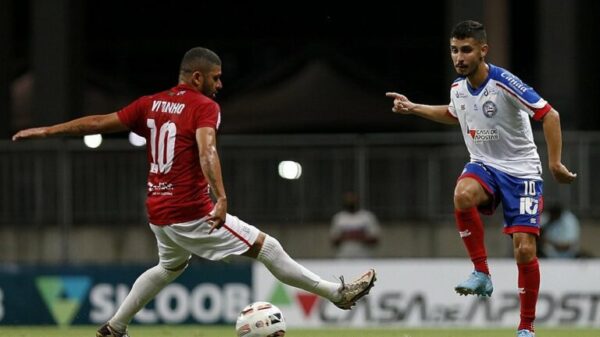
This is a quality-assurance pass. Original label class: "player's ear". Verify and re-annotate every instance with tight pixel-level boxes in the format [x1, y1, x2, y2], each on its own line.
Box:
[191, 70, 204, 87]
[480, 43, 489, 58]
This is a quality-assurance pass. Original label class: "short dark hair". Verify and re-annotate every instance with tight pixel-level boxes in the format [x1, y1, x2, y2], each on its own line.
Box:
[179, 47, 221, 74]
[451, 20, 487, 43]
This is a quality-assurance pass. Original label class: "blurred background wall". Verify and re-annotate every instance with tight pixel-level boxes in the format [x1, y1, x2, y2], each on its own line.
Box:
[1, 0, 599, 263]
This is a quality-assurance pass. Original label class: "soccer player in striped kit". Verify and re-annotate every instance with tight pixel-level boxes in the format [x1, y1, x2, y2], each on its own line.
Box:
[13, 46, 376, 337]
[386, 20, 576, 337]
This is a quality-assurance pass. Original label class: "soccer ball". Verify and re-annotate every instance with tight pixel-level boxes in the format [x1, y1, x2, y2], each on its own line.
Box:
[235, 301, 286, 337]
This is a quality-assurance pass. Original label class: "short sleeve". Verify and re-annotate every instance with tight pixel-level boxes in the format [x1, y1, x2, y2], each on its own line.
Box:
[447, 100, 457, 118]
[503, 88, 552, 121]
[117, 97, 148, 133]
[194, 101, 221, 130]
[448, 83, 460, 118]
[495, 69, 552, 121]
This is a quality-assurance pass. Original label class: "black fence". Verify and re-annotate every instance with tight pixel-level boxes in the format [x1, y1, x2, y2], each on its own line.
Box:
[0, 132, 593, 227]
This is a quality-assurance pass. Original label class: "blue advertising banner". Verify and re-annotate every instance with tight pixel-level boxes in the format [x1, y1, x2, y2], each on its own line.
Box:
[0, 261, 251, 325]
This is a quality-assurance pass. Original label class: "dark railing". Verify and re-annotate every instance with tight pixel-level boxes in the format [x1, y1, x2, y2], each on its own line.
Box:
[0, 132, 593, 227]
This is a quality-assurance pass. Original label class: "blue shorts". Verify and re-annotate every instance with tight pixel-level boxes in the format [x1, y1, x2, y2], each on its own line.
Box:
[458, 162, 543, 236]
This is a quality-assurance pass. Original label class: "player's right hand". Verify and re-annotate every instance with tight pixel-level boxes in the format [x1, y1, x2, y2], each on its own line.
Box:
[12, 127, 49, 141]
[385, 92, 416, 114]
[207, 197, 227, 234]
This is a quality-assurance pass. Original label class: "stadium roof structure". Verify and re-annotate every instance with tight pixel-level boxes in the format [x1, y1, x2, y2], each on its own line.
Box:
[219, 55, 443, 134]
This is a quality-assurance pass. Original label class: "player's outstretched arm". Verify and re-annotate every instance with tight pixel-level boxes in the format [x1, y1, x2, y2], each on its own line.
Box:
[197, 127, 228, 233]
[542, 109, 577, 184]
[12, 113, 128, 141]
[385, 92, 459, 125]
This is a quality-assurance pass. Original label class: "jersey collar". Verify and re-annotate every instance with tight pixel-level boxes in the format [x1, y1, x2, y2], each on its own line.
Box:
[173, 83, 198, 93]
[466, 64, 493, 96]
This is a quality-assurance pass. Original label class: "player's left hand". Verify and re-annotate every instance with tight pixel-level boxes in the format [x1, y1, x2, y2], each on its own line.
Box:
[550, 162, 577, 184]
[207, 197, 227, 234]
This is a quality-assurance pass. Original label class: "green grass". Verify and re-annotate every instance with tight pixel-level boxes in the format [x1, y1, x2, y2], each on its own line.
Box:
[0, 326, 598, 337]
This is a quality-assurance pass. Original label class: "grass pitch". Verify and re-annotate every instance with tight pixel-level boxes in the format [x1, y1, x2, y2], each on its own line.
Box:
[0, 326, 598, 337]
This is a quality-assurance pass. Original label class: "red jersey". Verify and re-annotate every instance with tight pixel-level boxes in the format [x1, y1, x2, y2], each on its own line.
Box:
[117, 84, 220, 225]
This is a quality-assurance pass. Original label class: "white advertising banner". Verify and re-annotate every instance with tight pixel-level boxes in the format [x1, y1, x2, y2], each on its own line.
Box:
[253, 259, 600, 328]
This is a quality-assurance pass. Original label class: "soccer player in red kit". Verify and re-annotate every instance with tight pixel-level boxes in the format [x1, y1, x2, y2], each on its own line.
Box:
[13, 47, 376, 337]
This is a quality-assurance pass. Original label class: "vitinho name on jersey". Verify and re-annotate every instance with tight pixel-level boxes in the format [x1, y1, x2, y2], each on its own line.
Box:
[151, 100, 185, 114]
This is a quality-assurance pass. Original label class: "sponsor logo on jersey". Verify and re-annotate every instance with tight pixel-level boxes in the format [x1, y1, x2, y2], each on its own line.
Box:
[482, 88, 498, 97]
[151, 100, 186, 114]
[482, 101, 498, 118]
[148, 181, 174, 195]
[455, 90, 468, 98]
[468, 129, 500, 143]
[500, 72, 529, 93]
[459, 230, 472, 238]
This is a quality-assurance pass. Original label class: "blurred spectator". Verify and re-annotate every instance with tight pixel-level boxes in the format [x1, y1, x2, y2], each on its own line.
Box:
[330, 192, 381, 258]
[539, 203, 581, 258]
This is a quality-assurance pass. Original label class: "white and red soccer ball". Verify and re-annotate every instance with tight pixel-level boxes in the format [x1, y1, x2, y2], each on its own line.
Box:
[235, 301, 286, 337]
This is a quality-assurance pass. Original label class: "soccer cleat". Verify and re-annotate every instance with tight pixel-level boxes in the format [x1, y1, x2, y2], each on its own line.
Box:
[96, 323, 130, 337]
[333, 268, 376, 310]
[517, 329, 535, 337]
[454, 271, 493, 297]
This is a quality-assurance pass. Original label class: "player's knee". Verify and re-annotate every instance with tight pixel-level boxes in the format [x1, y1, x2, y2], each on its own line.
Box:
[260, 236, 296, 282]
[454, 188, 478, 209]
[257, 235, 286, 267]
[161, 256, 191, 272]
[514, 242, 536, 262]
[261, 235, 284, 257]
[243, 232, 267, 259]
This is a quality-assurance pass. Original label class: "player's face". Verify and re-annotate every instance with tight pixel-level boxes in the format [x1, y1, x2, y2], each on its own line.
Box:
[201, 65, 223, 98]
[450, 37, 487, 77]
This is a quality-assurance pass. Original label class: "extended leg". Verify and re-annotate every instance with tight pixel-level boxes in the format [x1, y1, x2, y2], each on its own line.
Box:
[247, 232, 376, 310]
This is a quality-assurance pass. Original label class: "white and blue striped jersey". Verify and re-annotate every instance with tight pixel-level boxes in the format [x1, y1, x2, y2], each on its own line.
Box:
[447, 64, 552, 179]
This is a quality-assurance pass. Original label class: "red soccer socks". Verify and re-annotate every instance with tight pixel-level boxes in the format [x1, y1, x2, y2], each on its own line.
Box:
[517, 258, 540, 332]
[455, 207, 490, 275]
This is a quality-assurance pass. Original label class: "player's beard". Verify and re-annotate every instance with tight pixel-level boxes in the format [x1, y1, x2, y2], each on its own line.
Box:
[455, 65, 471, 76]
[457, 61, 479, 78]
[202, 84, 217, 98]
